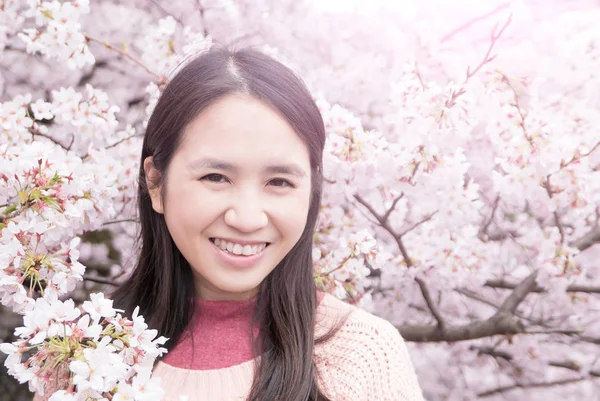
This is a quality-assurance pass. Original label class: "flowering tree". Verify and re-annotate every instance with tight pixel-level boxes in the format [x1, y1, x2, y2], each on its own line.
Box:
[1, 0, 600, 400]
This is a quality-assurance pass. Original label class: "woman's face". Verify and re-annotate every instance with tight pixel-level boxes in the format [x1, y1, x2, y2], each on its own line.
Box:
[145, 94, 312, 301]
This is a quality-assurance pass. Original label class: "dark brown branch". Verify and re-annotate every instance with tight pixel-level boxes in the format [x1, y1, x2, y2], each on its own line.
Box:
[0, 203, 30, 222]
[381, 194, 405, 223]
[83, 275, 118, 286]
[397, 212, 437, 237]
[474, 346, 600, 376]
[478, 377, 590, 397]
[569, 226, 600, 251]
[496, 270, 538, 315]
[524, 328, 581, 335]
[105, 132, 142, 150]
[415, 277, 446, 330]
[475, 346, 600, 397]
[29, 126, 70, 151]
[102, 218, 139, 226]
[484, 279, 600, 294]
[396, 235, 412, 267]
[353, 193, 403, 226]
[455, 287, 546, 326]
[399, 312, 524, 342]
[399, 272, 541, 342]
[353, 194, 447, 328]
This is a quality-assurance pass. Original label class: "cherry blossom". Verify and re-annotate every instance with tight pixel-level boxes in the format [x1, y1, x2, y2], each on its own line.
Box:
[1, 0, 600, 399]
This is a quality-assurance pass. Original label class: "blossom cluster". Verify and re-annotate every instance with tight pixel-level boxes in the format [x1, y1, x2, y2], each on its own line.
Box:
[18, 0, 95, 69]
[1, 293, 167, 400]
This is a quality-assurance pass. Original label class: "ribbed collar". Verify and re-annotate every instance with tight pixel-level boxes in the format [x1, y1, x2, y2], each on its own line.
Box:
[162, 291, 324, 370]
[194, 294, 260, 320]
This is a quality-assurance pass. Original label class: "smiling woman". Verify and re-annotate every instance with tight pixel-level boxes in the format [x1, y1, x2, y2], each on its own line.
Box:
[93, 47, 424, 401]
[143, 93, 312, 302]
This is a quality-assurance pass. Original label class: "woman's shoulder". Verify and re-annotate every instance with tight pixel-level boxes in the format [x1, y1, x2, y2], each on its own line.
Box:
[314, 292, 425, 401]
[316, 291, 398, 339]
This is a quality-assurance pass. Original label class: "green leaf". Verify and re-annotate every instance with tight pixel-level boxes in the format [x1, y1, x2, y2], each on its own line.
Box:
[2, 203, 18, 215]
[40, 10, 53, 19]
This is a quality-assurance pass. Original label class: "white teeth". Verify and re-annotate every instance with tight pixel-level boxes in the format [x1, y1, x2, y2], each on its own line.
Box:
[242, 245, 254, 255]
[212, 238, 267, 256]
[233, 244, 243, 255]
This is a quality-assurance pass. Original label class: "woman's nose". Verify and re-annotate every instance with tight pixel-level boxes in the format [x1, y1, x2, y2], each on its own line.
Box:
[223, 202, 269, 233]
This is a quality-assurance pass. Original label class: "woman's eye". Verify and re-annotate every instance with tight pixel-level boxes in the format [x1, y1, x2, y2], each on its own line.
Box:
[270, 178, 294, 188]
[201, 173, 228, 183]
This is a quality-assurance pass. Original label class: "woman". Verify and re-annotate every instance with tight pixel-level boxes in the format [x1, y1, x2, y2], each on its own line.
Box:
[38, 46, 425, 401]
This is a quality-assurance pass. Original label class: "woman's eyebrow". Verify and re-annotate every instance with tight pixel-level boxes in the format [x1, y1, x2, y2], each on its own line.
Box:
[187, 157, 307, 178]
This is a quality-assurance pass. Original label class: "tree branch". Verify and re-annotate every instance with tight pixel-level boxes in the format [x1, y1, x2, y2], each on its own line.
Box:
[479, 195, 501, 240]
[415, 277, 446, 330]
[353, 194, 447, 328]
[84, 34, 161, 81]
[495, 270, 538, 315]
[464, 14, 512, 82]
[484, 279, 600, 294]
[474, 346, 600, 397]
[455, 287, 546, 326]
[83, 275, 118, 286]
[195, 0, 210, 37]
[399, 312, 524, 342]
[102, 218, 139, 226]
[397, 212, 437, 237]
[399, 272, 541, 342]
[569, 226, 600, 251]
[440, 2, 511, 43]
[478, 377, 590, 397]
[29, 126, 71, 152]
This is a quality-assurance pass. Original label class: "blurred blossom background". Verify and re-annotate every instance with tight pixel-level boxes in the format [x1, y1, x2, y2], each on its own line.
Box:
[1, 0, 600, 400]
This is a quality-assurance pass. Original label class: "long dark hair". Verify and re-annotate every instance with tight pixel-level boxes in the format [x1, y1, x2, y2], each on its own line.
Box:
[111, 46, 350, 401]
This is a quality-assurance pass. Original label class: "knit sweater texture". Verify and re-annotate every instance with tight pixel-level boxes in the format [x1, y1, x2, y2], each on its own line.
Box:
[153, 291, 425, 401]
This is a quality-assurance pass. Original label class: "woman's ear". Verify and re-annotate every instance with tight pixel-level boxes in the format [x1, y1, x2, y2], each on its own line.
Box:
[143, 156, 164, 214]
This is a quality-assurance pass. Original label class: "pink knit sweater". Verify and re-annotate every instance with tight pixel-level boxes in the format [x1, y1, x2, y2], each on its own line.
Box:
[153, 291, 425, 401]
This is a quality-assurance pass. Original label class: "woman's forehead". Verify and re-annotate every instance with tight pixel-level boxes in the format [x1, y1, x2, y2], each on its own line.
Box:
[176, 95, 311, 169]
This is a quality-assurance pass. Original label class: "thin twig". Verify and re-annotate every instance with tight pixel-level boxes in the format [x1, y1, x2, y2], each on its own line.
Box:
[480, 195, 501, 240]
[464, 14, 512, 82]
[478, 377, 589, 397]
[500, 72, 535, 147]
[441, 2, 511, 43]
[397, 212, 438, 237]
[83, 275, 118, 286]
[415, 276, 446, 330]
[105, 132, 142, 150]
[84, 34, 160, 80]
[544, 175, 566, 244]
[102, 218, 139, 226]
[29, 127, 71, 152]
[195, 0, 210, 37]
